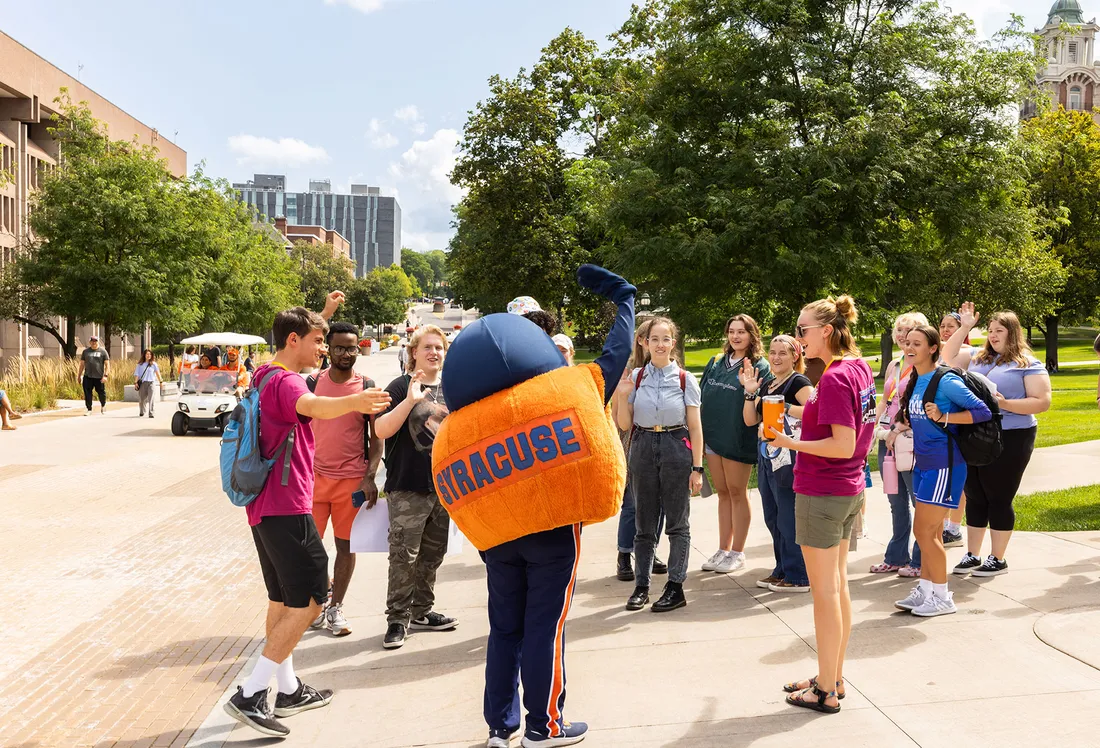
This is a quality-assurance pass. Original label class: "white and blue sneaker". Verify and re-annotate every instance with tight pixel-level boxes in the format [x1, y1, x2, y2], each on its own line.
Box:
[486, 727, 518, 748]
[521, 721, 588, 747]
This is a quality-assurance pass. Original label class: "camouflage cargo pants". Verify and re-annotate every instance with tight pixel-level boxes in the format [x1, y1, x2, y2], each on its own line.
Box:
[385, 490, 450, 626]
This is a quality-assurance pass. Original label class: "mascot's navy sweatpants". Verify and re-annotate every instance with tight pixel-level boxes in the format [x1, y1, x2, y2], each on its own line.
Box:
[482, 523, 581, 739]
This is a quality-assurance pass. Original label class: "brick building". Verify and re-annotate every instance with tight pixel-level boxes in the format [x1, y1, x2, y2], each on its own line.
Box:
[0, 30, 186, 374]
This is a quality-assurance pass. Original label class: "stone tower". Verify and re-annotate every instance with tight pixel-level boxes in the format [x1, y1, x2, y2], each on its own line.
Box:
[1029, 0, 1100, 119]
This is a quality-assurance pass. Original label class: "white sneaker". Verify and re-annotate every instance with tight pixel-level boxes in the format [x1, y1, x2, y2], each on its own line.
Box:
[911, 591, 957, 617]
[326, 603, 352, 637]
[701, 549, 728, 572]
[715, 551, 745, 573]
[894, 584, 926, 611]
[310, 605, 328, 629]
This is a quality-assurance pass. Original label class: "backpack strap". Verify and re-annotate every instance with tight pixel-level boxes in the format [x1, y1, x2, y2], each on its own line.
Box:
[256, 368, 296, 486]
[635, 367, 645, 390]
[679, 368, 686, 392]
[362, 376, 376, 457]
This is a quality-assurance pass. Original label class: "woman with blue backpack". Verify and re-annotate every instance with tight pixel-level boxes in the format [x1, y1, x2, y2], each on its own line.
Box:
[943, 303, 1052, 578]
[891, 325, 991, 617]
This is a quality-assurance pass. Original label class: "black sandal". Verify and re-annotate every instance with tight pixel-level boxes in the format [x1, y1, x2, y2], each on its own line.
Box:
[782, 676, 845, 699]
[785, 684, 841, 714]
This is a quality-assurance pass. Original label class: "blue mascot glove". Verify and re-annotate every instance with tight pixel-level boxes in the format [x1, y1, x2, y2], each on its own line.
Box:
[577, 264, 636, 304]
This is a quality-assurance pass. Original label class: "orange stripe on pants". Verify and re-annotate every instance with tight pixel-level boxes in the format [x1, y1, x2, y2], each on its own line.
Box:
[545, 523, 581, 737]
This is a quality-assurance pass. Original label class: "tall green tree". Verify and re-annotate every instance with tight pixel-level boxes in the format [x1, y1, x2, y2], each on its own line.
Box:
[426, 249, 449, 293]
[290, 240, 356, 315]
[600, 0, 1054, 340]
[1018, 108, 1100, 369]
[9, 92, 200, 356]
[345, 266, 414, 331]
[400, 249, 433, 296]
[449, 29, 612, 317]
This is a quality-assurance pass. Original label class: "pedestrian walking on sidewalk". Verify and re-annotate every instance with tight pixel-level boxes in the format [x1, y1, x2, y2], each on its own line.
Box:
[892, 325, 991, 618]
[741, 335, 814, 593]
[224, 292, 391, 738]
[774, 295, 876, 715]
[373, 324, 458, 650]
[77, 336, 110, 415]
[699, 315, 772, 574]
[305, 322, 383, 638]
[135, 349, 161, 419]
[615, 316, 704, 613]
[942, 303, 1052, 578]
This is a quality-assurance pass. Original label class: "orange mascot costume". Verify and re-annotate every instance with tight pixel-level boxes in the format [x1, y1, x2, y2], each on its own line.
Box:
[433, 265, 634, 748]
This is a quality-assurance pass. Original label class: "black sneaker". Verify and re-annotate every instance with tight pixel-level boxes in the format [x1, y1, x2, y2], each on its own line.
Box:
[952, 552, 982, 575]
[223, 687, 289, 737]
[410, 611, 459, 631]
[652, 556, 668, 575]
[383, 622, 408, 649]
[942, 528, 964, 548]
[273, 678, 333, 717]
[971, 554, 1009, 577]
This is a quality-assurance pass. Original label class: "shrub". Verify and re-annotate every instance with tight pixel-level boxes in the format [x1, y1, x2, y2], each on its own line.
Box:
[0, 355, 171, 412]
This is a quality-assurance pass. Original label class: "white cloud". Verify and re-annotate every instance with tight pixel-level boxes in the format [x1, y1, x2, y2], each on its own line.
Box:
[412, 122, 427, 135]
[367, 119, 399, 149]
[227, 135, 330, 167]
[387, 129, 464, 251]
[394, 105, 421, 122]
[324, 0, 387, 13]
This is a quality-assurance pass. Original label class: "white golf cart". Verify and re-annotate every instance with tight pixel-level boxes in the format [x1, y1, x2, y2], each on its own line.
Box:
[172, 332, 267, 437]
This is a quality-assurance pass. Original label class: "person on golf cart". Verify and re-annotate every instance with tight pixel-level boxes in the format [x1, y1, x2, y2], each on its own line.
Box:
[222, 347, 251, 397]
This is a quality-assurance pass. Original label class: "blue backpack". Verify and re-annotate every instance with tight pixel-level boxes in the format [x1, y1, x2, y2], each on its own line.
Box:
[220, 368, 297, 507]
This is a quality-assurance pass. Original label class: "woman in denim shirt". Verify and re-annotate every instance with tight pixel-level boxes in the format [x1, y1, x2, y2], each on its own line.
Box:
[614, 317, 703, 613]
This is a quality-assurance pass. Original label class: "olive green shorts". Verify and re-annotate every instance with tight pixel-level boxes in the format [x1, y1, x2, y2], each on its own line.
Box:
[795, 492, 866, 549]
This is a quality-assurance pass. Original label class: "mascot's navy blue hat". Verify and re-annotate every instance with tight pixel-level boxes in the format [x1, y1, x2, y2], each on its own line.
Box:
[442, 313, 566, 413]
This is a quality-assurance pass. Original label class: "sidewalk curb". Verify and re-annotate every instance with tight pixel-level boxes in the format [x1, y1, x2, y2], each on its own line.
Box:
[185, 639, 265, 748]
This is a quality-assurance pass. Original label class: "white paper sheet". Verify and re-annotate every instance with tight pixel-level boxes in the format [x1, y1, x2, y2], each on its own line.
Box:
[349, 498, 466, 555]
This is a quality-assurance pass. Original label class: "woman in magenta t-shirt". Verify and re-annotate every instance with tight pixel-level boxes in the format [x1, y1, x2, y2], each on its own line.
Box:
[766, 295, 876, 716]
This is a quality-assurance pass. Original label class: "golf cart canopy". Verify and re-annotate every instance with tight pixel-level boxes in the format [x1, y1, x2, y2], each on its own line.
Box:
[180, 333, 268, 348]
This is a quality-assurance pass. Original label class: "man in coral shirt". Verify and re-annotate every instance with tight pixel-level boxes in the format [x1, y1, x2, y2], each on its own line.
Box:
[306, 322, 383, 637]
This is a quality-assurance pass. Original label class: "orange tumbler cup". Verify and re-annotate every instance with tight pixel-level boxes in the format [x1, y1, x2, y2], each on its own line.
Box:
[762, 395, 784, 441]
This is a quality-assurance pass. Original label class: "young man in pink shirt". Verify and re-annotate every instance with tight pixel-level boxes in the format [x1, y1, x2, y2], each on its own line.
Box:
[307, 321, 383, 636]
[224, 297, 391, 738]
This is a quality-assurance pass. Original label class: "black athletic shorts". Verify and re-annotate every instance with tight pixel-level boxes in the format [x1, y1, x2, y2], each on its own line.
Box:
[251, 514, 329, 608]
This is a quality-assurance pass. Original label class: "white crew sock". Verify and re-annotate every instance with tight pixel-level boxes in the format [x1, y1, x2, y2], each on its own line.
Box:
[946, 521, 961, 533]
[933, 582, 949, 600]
[242, 655, 278, 698]
[276, 655, 298, 694]
[918, 579, 933, 597]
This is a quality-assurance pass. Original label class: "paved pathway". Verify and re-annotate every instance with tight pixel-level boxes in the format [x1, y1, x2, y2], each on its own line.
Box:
[2, 346, 1099, 747]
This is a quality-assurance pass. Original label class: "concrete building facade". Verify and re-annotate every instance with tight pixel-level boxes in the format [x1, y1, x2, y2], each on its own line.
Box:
[0, 31, 186, 375]
[233, 174, 401, 276]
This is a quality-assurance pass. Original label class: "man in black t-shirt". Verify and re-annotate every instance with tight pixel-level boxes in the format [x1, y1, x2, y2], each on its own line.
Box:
[372, 325, 457, 649]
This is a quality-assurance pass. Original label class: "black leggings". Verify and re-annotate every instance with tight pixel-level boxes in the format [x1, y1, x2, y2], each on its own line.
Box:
[964, 426, 1037, 532]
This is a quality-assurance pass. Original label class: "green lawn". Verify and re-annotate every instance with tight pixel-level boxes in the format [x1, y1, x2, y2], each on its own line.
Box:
[1036, 367, 1100, 449]
[1014, 484, 1100, 532]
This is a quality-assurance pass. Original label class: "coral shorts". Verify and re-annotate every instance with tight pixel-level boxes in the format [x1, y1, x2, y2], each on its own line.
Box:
[311, 474, 362, 541]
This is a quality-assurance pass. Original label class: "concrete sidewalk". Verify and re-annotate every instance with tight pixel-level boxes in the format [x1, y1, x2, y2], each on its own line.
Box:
[192, 447, 1100, 747]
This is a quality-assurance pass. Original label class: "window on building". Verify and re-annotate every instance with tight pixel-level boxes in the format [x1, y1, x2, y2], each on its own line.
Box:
[1070, 42, 1079, 64]
[1071, 86, 1083, 110]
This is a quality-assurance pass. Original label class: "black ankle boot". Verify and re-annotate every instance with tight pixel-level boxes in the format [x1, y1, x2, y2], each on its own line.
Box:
[652, 582, 686, 612]
[616, 552, 635, 582]
[652, 556, 668, 575]
[626, 585, 650, 611]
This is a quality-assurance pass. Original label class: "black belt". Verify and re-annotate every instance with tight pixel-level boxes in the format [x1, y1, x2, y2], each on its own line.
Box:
[636, 424, 686, 433]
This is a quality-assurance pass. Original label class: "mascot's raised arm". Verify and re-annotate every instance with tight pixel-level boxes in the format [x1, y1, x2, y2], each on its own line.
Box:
[432, 264, 635, 748]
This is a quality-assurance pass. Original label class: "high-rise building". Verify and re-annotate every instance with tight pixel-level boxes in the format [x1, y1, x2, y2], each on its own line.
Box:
[0, 30, 187, 372]
[233, 174, 401, 276]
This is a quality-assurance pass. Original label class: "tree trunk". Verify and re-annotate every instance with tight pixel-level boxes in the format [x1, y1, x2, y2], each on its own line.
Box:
[65, 315, 76, 358]
[879, 329, 893, 377]
[167, 339, 176, 378]
[103, 321, 113, 358]
[14, 315, 69, 358]
[1043, 315, 1059, 373]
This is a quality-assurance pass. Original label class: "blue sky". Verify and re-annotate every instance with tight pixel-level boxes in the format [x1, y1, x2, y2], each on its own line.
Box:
[0, 0, 1069, 251]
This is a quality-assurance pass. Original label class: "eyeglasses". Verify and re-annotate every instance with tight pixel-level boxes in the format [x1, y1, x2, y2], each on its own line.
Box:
[330, 345, 360, 356]
[795, 324, 824, 338]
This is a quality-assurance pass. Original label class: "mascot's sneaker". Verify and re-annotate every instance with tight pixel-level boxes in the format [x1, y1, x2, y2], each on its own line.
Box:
[521, 721, 589, 747]
[486, 728, 518, 748]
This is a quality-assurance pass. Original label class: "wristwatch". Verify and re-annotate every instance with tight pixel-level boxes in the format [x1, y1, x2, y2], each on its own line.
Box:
[691, 466, 705, 474]
[744, 392, 758, 401]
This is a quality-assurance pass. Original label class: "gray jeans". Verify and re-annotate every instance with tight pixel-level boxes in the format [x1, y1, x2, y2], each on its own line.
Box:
[137, 381, 157, 415]
[630, 429, 692, 586]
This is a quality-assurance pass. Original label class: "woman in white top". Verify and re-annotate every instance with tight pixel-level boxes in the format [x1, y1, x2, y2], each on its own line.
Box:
[135, 349, 162, 419]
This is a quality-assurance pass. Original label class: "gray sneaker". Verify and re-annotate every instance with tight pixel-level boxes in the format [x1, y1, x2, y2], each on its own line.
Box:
[326, 602, 352, 637]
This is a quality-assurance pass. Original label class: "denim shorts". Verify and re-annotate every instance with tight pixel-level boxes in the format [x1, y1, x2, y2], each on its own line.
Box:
[795, 491, 865, 549]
